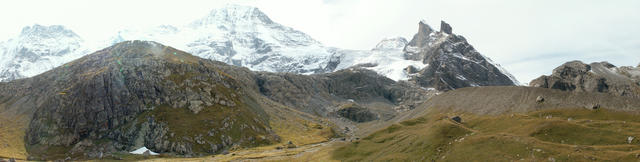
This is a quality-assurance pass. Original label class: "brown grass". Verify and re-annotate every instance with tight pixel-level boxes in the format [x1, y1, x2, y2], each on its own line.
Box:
[0, 115, 28, 159]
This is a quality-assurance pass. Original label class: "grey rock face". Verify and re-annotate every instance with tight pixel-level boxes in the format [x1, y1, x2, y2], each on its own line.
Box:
[403, 21, 518, 90]
[530, 61, 640, 98]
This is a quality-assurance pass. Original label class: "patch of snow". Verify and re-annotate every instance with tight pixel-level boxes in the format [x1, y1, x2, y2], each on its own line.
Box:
[456, 74, 467, 81]
[333, 47, 427, 81]
[404, 45, 421, 53]
[372, 37, 408, 51]
[129, 147, 159, 155]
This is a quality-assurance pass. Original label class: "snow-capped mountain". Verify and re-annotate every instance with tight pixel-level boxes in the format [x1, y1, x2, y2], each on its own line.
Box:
[0, 25, 90, 82]
[0, 4, 519, 90]
[111, 4, 335, 74]
[108, 5, 434, 81]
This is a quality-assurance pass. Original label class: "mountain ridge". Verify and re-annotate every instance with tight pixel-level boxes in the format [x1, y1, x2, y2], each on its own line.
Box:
[0, 4, 518, 92]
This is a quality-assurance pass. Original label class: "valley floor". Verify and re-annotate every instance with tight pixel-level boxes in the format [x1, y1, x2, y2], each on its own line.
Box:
[132, 139, 345, 162]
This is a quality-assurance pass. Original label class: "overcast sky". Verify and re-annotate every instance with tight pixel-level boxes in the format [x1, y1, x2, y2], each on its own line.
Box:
[0, 0, 638, 83]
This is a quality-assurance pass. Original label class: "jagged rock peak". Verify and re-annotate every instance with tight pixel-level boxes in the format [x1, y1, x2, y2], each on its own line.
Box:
[373, 37, 408, 50]
[194, 4, 274, 26]
[403, 19, 519, 90]
[440, 20, 453, 34]
[407, 20, 435, 48]
[418, 20, 434, 36]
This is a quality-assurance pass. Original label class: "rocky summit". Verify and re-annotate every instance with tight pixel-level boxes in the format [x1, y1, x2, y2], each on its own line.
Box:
[403, 21, 519, 90]
[530, 60, 640, 98]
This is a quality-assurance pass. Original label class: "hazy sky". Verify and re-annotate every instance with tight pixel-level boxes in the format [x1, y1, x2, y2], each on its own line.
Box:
[0, 0, 638, 83]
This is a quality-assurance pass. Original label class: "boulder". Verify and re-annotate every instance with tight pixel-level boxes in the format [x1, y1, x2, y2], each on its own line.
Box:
[286, 141, 296, 148]
[451, 116, 462, 123]
[536, 96, 544, 103]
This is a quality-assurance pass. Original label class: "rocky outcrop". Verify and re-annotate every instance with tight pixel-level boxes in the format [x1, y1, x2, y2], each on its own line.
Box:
[337, 103, 378, 123]
[530, 61, 640, 98]
[403, 21, 518, 90]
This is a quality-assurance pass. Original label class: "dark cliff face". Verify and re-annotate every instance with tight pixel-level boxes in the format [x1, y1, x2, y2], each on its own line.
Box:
[403, 21, 518, 91]
[530, 61, 640, 98]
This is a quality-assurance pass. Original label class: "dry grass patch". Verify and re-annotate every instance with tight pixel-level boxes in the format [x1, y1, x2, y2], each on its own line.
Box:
[0, 115, 27, 159]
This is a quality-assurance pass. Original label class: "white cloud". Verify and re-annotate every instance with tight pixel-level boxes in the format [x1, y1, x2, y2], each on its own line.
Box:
[1, 0, 638, 83]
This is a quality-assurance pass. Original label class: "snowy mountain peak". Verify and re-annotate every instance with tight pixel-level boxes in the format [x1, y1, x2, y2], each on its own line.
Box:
[0, 24, 87, 82]
[372, 37, 408, 51]
[192, 4, 274, 27]
[14, 24, 83, 57]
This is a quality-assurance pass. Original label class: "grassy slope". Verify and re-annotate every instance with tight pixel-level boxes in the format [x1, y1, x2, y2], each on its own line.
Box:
[333, 108, 640, 161]
[0, 115, 28, 159]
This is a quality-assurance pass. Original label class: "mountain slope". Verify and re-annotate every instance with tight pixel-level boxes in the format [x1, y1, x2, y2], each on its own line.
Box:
[6, 41, 282, 159]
